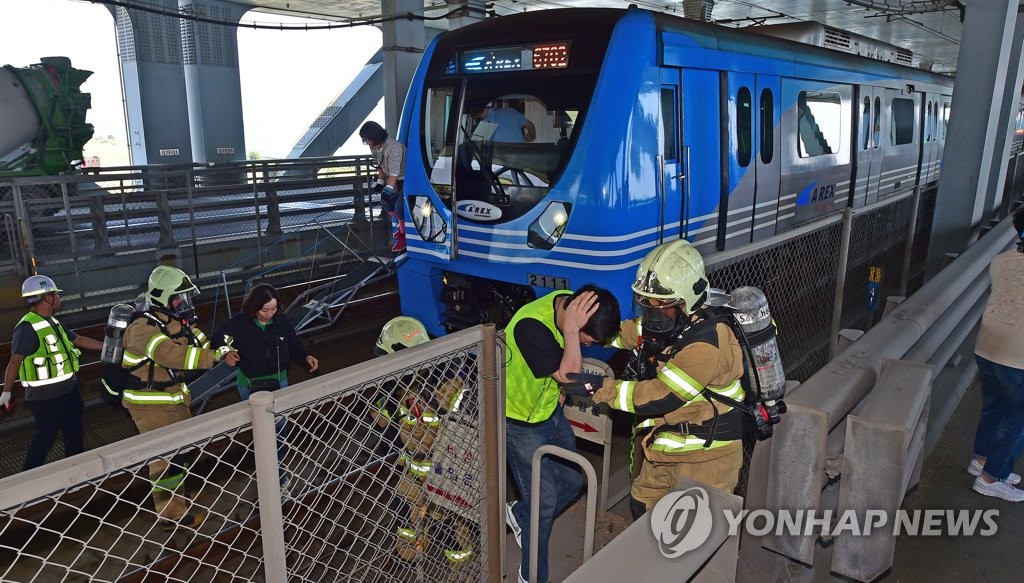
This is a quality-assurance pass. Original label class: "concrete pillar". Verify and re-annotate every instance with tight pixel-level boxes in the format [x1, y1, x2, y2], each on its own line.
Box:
[446, 0, 487, 30]
[927, 0, 1019, 276]
[111, 1, 193, 165]
[381, 0, 426, 133]
[985, 13, 1024, 218]
[179, 0, 248, 164]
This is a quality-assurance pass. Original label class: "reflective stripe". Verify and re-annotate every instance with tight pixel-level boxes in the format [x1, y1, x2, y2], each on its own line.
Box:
[407, 459, 432, 476]
[444, 548, 473, 563]
[101, 378, 119, 397]
[153, 472, 185, 492]
[184, 346, 201, 370]
[21, 372, 74, 387]
[613, 381, 636, 413]
[658, 362, 703, 400]
[635, 418, 658, 429]
[122, 387, 189, 405]
[403, 414, 440, 425]
[450, 389, 466, 413]
[397, 527, 417, 539]
[715, 380, 744, 401]
[611, 335, 625, 349]
[650, 434, 732, 452]
[122, 351, 147, 365]
[145, 334, 169, 357]
[29, 320, 51, 331]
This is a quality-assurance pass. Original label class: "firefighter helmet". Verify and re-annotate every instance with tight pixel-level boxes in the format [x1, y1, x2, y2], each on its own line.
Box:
[147, 265, 199, 320]
[21, 275, 62, 304]
[376, 316, 429, 355]
[632, 240, 708, 316]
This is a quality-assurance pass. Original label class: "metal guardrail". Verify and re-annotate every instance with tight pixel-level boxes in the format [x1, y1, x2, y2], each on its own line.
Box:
[527, 445, 598, 583]
[0, 155, 390, 327]
[737, 215, 1018, 582]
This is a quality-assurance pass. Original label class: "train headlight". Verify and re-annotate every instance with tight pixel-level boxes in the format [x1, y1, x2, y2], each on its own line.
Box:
[528, 202, 571, 250]
[410, 195, 447, 243]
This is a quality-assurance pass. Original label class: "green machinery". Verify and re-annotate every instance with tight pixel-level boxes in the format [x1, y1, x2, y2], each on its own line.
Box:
[0, 57, 94, 177]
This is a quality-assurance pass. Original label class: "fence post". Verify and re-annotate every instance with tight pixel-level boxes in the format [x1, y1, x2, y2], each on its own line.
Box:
[899, 185, 922, 297]
[265, 183, 282, 235]
[155, 190, 175, 245]
[89, 193, 110, 250]
[249, 391, 289, 582]
[481, 323, 503, 583]
[11, 183, 36, 276]
[830, 207, 854, 358]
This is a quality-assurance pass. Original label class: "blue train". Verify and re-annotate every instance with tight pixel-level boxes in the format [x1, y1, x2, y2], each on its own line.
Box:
[394, 7, 955, 336]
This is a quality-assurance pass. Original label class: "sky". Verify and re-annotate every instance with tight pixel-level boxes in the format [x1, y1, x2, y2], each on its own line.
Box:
[1, 0, 384, 160]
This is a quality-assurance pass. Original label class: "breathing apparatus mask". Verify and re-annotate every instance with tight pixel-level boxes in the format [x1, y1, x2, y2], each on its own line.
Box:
[168, 292, 198, 325]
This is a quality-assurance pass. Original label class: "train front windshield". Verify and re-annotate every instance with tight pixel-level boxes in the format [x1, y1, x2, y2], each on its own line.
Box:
[420, 41, 601, 224]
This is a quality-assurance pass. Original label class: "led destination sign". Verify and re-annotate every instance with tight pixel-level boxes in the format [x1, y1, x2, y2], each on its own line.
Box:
[460, 42, 570, 73]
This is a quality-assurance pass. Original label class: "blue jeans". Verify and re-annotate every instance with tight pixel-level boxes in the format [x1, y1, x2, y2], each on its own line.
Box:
[23, 380, 84, 471]
[973, 355, 1024, 480]
[506, 406, 583, 582]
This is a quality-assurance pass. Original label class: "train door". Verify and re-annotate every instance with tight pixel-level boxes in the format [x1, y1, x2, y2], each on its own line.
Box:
[677, 67, 723, 255]
[878, 89, 920, 201]
[920, 95, 940, 186]
[723, 73, 780, 248]
[855, 87, 884, 206]
[722, 72, 756, 249]
[752, 76, 781, 242]
[659, 68, 686, 245]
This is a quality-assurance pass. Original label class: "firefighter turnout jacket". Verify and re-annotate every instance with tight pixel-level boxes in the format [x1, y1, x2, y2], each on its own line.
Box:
[121, 312, 219, 406]
[592, 314, 745, 463]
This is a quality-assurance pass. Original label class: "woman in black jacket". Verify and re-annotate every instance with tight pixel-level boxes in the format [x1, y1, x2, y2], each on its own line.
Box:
[215, 284, 319, 400]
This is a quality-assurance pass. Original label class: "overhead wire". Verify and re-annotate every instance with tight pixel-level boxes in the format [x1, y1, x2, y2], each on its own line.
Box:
[85, 0, 466, 30]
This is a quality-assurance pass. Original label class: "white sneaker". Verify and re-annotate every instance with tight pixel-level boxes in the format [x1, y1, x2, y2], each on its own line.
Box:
[972, 476, 1024, 502]
[967, 458, 1021, 485]
[505, 500, 522, 549]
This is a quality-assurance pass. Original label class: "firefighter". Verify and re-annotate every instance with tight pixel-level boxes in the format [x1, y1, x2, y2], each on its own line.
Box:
[121, 265, 239, 529]
[564, 240, 746, 516]
[371, 316, 475, 575]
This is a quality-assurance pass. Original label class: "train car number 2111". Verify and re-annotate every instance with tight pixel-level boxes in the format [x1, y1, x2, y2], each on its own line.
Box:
[528, 274, 569, 290]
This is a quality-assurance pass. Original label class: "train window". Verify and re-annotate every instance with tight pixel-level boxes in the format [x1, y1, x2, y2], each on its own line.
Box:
[873, 97, 881, 148]
[941, 102, 950, 141]
[423, 86, 456, 184]
[760, 89, 774, 164]
[661, 88, 678, 160]
[861, 97, 871, 151]
[737, 87, 752, 167]
[797, 91, 841, 158]
[924, 101, 932, 143]
[891, 98, 915, 145]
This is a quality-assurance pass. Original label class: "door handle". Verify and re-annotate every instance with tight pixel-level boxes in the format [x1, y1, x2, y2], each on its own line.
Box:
[674, 172, 686, 180]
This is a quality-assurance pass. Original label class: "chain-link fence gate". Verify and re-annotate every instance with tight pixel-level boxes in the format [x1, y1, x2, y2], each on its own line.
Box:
[0, 326, 503, 583]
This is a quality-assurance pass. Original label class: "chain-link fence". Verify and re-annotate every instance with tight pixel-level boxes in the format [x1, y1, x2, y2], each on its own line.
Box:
[0, 156, 391, 325]
[705, 191, 929, 499]
[0, 326, 502, 583]
[705, 189, 928, 384]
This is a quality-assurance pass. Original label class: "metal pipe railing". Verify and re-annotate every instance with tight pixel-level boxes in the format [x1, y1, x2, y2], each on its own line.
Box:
[528, 445, 598, 583]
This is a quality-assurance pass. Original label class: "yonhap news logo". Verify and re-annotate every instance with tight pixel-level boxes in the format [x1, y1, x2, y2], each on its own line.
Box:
[649, 487, 715, 558]
[650, 486, 1000, 559]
